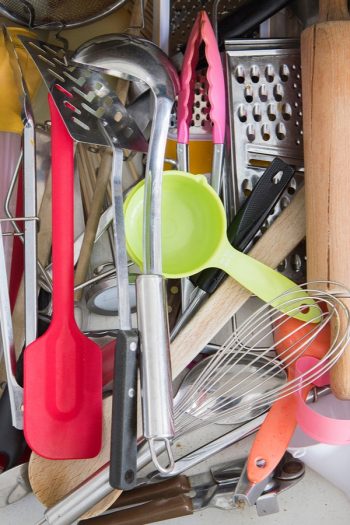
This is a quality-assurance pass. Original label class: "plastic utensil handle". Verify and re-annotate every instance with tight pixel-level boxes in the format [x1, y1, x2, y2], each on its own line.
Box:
[48, 95, 74, 319]
[0, 351, 27, 470]
[232, 159, 295, 251]
[79, 495, 193, 525]
[177, 12, 201, 145]
[111, 476, 191, 508]
[213, 242, 319, 323]
[110, 329, 138, 490]
[200, 10, 225, 144]
[247, 389, 307, 484]
[190, 158, 295, 292]
[218, 0, 293, 46]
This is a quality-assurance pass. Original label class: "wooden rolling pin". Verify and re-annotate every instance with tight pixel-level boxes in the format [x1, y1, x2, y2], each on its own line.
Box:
[301, 0, 350, 399]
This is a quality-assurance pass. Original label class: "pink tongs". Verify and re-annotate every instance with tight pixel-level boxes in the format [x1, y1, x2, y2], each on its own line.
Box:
[177, 10, 226, 193]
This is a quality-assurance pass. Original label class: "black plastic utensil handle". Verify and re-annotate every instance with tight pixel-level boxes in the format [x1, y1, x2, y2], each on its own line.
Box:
[218, 0, 293, 46]
[190, 159, 295, 294]
[110, 329, 139, 490]
[231, 158, 295, 251]
[0, 351, 26, 471]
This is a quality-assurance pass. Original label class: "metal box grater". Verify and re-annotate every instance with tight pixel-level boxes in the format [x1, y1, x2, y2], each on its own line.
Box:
[224, 38, 306, 350]
[225, 38, 306, 284]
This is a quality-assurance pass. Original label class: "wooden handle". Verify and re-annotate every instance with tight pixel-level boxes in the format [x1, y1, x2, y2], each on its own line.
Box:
[74, 150, 112, 301]
[170, 187, 306, 378]
[319, 0, 349, 22]
[79, 495, 193, 525]
[110, 476, 191, 508]
[29, 396, 121, 519]
[301, 21, 350, 398]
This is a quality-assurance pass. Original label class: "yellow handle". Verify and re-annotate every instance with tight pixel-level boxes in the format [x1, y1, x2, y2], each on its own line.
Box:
[0, 27, 41, 134]
[212, 240, 320, 323]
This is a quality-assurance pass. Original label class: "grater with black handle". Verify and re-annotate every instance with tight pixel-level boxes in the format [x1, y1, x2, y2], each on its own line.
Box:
[225, 38, 305, 284]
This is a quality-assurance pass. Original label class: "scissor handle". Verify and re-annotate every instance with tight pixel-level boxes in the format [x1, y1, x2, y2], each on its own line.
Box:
[177, 11, 226, 145]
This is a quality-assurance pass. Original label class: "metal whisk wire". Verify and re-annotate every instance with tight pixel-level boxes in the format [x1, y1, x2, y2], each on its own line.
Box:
[174, 282, 350, 436]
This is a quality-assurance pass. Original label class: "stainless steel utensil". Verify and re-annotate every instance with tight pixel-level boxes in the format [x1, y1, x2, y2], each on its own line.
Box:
[86, 272, 137, 316]
[99, 123, 139, 490]
[3, 26, 37, 346]
[72, 34, 180, 473]
[0, 463, 31, 507]
[0, 223, 23, 429]
[0, 0, 130, 29]
[225, 38, 305, 279]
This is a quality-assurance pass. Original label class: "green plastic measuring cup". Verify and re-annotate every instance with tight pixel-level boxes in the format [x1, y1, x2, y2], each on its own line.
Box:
[124, 171, 319, 322]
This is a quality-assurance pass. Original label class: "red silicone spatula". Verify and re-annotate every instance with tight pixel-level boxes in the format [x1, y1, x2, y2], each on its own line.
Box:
[23, 95, 102, 459]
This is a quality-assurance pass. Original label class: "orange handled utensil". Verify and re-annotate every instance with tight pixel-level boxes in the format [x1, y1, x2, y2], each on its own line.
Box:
[246, 312, 330, 484]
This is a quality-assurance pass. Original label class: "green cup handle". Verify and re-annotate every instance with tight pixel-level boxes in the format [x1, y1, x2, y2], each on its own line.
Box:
[211, 240, 320, 323]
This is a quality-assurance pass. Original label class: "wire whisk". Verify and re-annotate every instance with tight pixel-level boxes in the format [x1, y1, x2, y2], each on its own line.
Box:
[174, 282, 350, 436]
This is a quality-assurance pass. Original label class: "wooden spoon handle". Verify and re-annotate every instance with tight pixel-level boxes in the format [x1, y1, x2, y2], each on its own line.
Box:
[319, 0, 350, 22]
[74, 150, 112, 301]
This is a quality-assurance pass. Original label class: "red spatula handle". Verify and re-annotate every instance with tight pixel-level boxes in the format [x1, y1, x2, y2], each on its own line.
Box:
[48, 95, 74, 320]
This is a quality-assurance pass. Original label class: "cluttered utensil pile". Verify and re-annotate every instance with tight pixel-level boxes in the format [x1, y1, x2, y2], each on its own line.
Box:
[1, 1, 350, 524]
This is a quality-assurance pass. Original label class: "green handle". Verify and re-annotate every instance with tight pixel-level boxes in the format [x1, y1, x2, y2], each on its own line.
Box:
[212, 240, 320, 323]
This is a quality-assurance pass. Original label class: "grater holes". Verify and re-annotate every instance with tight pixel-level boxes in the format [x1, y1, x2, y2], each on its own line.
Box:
[291, 253, 302, 272]
[242, 178, 253, 197]
[259, 84, 268, 102]
[267, 104, 277, 121]
[287, 178, 297, 195]
[281, 196, 290, 209]
[246, 124, 255, 142]
[252, 104, 262, 122]
[273, 84, 284, 101]
[279, 64, 290, 82]
[261, 124, 270, 141]
[265, 64, 274, 82]
[276, 123, 286, 140]
[234, 65, 245, 84]
[244, 85, 253, 103]
[277, 259, 288, 272]
[250, 65, 260, 83]
[237, 105, 247, 122]
[261, 221, 269, 233]
[282, 103, 292, 120]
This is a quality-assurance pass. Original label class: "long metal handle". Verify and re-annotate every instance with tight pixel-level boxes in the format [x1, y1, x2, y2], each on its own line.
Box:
[3, 26, 38, 344]
[136, 274, 175, 473]
[143, 97, 173, 275]
[0, 224, 24, 429]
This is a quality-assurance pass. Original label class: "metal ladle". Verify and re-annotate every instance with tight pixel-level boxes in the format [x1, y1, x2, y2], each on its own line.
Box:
[72, 35, 180, 473]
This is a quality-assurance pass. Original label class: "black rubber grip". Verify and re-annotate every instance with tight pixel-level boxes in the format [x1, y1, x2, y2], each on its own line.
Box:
[109, 329, 139, 490]
[0, 351, 26, 470]
[190, 159, 295, 294]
